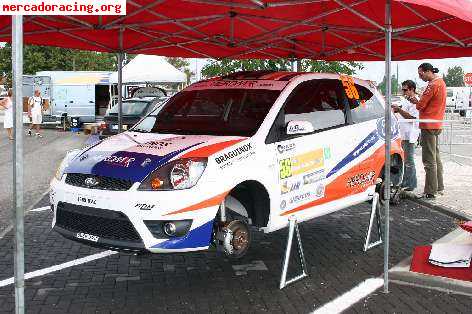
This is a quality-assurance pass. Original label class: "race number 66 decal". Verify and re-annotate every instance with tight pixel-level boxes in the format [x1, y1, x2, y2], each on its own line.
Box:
[279, 158, 292, 179]
[340, 75, 360, 100]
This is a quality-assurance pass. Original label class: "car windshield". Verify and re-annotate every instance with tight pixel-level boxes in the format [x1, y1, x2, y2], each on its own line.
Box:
[132, 89, 280, 136]
[107, 101, 150, 115]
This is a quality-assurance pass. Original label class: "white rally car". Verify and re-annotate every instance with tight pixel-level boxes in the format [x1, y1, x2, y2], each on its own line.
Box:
[50, 71, 404, 258]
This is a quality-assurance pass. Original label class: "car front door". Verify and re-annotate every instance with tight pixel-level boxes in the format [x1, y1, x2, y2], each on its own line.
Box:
[268, 78, 361, 221]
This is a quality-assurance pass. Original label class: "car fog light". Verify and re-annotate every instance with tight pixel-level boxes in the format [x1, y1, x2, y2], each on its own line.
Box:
[163, 222, 177, 236]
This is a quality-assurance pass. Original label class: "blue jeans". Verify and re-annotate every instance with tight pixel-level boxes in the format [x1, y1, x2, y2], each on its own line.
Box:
[402, 140, 417, 190]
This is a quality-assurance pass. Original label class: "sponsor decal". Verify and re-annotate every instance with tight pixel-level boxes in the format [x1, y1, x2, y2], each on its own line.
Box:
[135, 203, 155, 210]
[84, 177, 99, 187]
[280, 149, 324, 179]
[352, 133, 378, 158]
[215, 143, 252, 165]
[289, 192, 311, 204]
[324, 147, 331, 160]
[376, 117, 399, 141]
[281, 180, 301, 195]
[188, 80, 288, 91]
[103, 155, 135, 168]
[137, 139, 177, 150]
[315, 184, 325, 198]
[346, 171, 376, 188]
[279, 158, 292, 179]
[79, 153, 89, 162]
[288, 124, 306, 133]
[303, 169, 325, 185]
[76, 232, 99, 242]
[277, 143, 296, 154]
[77, 196, 97, 205]
[141, 158, 152, 167]
[280, 200, 287, 210]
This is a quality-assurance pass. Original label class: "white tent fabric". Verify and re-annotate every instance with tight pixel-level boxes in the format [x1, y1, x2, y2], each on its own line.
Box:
[110, 54, 186, 84]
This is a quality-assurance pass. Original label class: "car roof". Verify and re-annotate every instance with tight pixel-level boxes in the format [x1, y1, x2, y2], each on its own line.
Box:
[224, 70, 370, 83]
[199, 70, 375, 89]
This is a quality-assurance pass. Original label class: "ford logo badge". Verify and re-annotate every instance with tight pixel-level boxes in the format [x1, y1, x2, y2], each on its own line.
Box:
[84, 177, 99, 187]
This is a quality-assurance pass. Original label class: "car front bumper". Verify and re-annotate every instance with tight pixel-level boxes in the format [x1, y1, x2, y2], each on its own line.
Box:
[50, 176, 219, 253]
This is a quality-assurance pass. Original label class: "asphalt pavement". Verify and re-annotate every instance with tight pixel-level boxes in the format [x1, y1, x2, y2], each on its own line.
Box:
[0, 126, 87, 234]
[0, 195, 470, 313]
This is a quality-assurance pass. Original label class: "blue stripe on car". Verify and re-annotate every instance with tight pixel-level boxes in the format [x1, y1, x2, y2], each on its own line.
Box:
[152, 220, 214, 249]
[326, 130, 379, 178]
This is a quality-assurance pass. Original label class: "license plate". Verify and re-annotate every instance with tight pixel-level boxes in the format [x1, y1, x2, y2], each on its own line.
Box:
[76, 232, 99, 242]
[111, 124, 118, 130]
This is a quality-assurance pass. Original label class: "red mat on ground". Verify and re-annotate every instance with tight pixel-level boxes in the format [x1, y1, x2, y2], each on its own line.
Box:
[410, 246, 472, 282]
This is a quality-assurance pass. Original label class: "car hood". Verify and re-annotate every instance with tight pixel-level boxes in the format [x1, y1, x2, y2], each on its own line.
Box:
[65, 132, 246, 182]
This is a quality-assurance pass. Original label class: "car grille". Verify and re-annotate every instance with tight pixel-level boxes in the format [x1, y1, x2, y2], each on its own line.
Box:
[55, 202, 141, 242]
[65, 173, 133, 191]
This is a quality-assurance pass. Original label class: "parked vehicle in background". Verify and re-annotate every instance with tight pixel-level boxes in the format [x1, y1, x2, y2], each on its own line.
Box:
[50, 71, 404, 259]
[99, 95, 168, 138]
[448, 87, 472, 116]
[27, 71, 115, 125]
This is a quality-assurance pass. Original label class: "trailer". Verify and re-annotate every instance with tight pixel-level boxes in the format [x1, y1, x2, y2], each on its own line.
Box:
[33, 71, 115, 125]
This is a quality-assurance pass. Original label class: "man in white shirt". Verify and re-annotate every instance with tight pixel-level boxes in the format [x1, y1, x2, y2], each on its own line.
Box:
[28, 89, 43, 137]
[392, 80, 420, 191]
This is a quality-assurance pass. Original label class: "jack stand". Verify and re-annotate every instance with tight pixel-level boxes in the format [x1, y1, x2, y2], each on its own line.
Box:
[279, 216, 308, 289]
[364, 192, 383, 252]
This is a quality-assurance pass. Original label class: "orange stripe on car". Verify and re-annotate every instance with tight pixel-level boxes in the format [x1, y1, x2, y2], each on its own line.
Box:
[281, 165, 369, 216]
[181, 139, 245, 158]
[164, 191, 229, 216]
[281, 141, 403, 217]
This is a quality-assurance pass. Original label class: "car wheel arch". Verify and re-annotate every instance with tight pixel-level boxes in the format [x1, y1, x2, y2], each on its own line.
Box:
[226, 180, 271, 228]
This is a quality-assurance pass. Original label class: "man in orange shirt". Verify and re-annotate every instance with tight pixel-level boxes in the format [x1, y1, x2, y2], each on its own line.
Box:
[408, 63, 446, 199]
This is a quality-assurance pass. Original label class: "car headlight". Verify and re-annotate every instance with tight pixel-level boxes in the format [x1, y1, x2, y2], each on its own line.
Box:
[138, 158, 207, 191]
[54, 149, 81, 181]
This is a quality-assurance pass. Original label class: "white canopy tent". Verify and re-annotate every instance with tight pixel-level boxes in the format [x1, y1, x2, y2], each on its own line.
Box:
[109, 54, 186, 84]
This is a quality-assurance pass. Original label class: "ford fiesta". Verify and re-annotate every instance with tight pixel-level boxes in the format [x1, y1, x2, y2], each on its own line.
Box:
[50, 71, 403, 258]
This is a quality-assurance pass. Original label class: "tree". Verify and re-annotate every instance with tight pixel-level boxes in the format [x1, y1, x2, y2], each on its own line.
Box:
[377, 74, 399, 96]
[0, 44, 117, 85]
[443, 66, 465, 87]
[201, 59, 363, 78]
[166, 57, 194, 84]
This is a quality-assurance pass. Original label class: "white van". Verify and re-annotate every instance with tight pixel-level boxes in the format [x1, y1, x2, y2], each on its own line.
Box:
[50, 71, 404, 258]
[448, 87, 472, 116]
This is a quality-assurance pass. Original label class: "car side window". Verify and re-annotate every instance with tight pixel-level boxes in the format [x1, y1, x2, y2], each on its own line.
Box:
[348, 85, 384, 123]
[283, 79, 348, 133]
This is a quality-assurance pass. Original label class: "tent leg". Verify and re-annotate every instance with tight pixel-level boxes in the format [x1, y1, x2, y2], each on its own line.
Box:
[117, 52, 123, 133]
[364, 193, 383, 251]
[12, 15, 25, 314]
[384, 0, 392, 294]
[279, 216, 308, 289]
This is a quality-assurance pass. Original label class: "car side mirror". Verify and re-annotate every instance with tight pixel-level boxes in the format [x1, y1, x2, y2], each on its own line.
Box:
[286, 120, 314, 135]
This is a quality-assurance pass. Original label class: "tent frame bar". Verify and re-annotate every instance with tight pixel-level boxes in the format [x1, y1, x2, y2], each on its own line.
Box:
[12, 15, 25, 314]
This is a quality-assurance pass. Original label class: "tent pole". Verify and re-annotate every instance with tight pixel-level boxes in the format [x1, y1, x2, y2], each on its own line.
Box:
[117, 52, 123, 133]
[118, 27, 124, 133]
[384, 0, 392, 294]
[12, 15, 25, 314]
